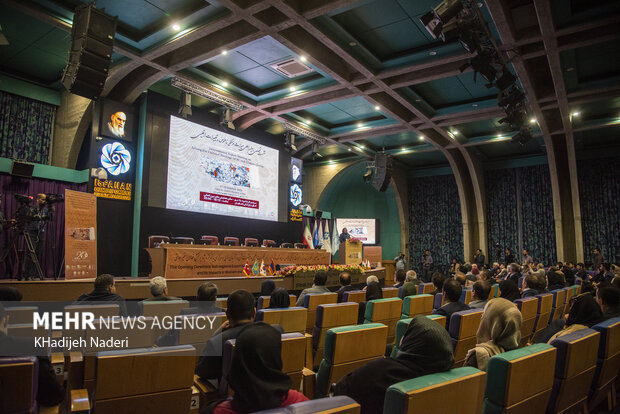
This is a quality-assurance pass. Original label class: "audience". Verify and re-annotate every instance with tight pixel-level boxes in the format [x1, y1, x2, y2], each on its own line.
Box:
[336, 271, 356, 303]
[455, 272, 467, 286]
[365, 275, 379, 286]
[260, 280, 276, 297]
[333, 315, 454, 414]
[498, 280, 520, 302]
[207, 323, 307, 413]
[521, 270, 548, 298]
[393, 269, 406, 288]
[405, 270, 420, 285]
[433, 279, 470, 331]
[182, 282, 223, 315]
[296, 271, 330, 306]
[503, 263, 521, 286]
[597, 287, 620, 319]
[401, 281, 418, 298]
[469, 281, 491, 309]
[595, 263, 614, 286]
[0, 286, 23, 301]
[75, 274, 127, 316]
[358, 281, 383, 324]
[547, 271, 566, 291]
[431, 272, 444, 296]
[268, 288, 291, 309]
[465, 298, 522, 371]
[546, 294, 603, 342]
[142, 276, 180, 301]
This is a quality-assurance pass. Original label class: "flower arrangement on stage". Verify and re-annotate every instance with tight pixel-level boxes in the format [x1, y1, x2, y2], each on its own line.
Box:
[277, 264, 366, 277]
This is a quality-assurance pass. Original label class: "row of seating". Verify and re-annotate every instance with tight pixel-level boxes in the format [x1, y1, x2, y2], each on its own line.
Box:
[148, 235, 306, 248]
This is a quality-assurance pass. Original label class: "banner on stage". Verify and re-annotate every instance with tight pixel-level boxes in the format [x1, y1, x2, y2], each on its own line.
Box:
[65, 190, 97, 279]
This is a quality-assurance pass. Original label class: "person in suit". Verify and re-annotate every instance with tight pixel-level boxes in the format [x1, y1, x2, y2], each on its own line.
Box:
[547, 270, 566, 291]
[521, 249, 534, 267]
[181, 282, 224, 315]
[75, 274, 127, 316]
[502, 263, 521, 286]
[433, 279, 470, 331]
[473, 249, 485, 269]
[592, 248, 604, 271]
[296, 271, 330, 306]
[0, 304, 65, 407]
[336, 272, 357, 303]
[597, 287, 620, 320]
[521, 271, 548, 298]
[142, 276, 181, 302]
[422, 249, 433, 282]
[431, 272, 445, 296]
[469, 280, 491, 309]
[392, 269, 406, 288]
[499, 280, 520, 302]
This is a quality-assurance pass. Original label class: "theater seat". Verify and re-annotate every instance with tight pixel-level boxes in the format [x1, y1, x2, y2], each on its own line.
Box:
[533, 293, 553, 336]
[514, 297, 538, 345]
[312, 303, 359, 368]
[303, 293, 337, 333]
[548, 289, 567, 325]
[5, 306, 38, 324]
[171, 236, 194, 244]
[391, 315, 448, 358]
[490, 284, 499, 298]
[433, 293, 443, 310]
[426, 314, 447, 328]
[255, 307, 307, 334]
[382, 287, 399, 298]
[562, 287, 573, 316]
[460, 288, 472, 305]
[363, 298, 403, 343]
[294, 243, 307, 249]
[589, 317, 620, 411]
[417, 283, 435, 295]
[384, 367, 486, 414]
[482, 343, 557, 414]
[200, 235, 219, 245]
[401, 294, 433, 319]
[148, 235, 169, 248]
[223, 237, 239, 246]
[65, 304, 120, 318]
[547, 328, 600, 413]
[281, 243, 294, 249]
[244, 237, 259, 247]
[262, 239, 276, 247]
[139, 300, 189, 319]
[0, 356, 39, 414]
[315, 323, 388, 397]
[257, 295, 297, 310]
[341, 290, 365, 304]
[449, 309, 483, 366]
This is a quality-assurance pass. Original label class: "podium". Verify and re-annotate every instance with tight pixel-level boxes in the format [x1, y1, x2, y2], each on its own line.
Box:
[339, 239, 363, 265]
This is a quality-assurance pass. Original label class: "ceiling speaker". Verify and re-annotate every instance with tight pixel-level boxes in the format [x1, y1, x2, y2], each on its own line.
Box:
[372, 153, 393, 192]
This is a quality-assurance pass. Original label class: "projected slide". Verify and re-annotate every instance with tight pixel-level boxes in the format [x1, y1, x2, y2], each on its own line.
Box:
[166, 115, 279, 221]
[336, 218, 378, 244]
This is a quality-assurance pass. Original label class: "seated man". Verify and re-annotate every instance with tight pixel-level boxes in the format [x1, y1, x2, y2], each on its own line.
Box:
[392, 269, 406, 288]
[296, 271, 330, 306]
[182, 282, 224, 315]
[336, 272, 357, 303]
[455, 272, 467, 286]
[597, 286, 620, 320]
[433, 279, 470, 331]
[196, 290, 261, 382]
[142, 276, 181, 302]
[469, 280, 491, 309]
[431, 272, 445, 296]
[75, 274, 127, 316]
[0, 304, 65, 407]
[521, 270, 548, 298]
[405, 270, 420, 285]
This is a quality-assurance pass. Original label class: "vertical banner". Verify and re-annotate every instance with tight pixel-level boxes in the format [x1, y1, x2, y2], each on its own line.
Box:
[65, 190, 97, 279]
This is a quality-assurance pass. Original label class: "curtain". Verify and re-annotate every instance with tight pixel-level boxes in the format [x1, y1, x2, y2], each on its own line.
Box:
[0, 174, 87, 279]
[485, 165, 556, 265]
[408, 174, 463, 273]
[0, 91, 55, 164]
[578, 156, 620, 264]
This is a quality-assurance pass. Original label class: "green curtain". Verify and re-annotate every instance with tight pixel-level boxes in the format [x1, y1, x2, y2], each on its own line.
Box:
[0, 91, 55, 164]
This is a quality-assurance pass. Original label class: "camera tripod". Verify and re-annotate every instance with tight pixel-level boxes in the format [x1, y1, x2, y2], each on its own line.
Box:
[0, 229, 44, 280]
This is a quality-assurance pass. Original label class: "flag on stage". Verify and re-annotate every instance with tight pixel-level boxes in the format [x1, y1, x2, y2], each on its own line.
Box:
[269, 259, 276, 275]
[312, 219, 320, 248]
[252, 260, 260, 275]
[322, 219, 331, 254]
[331, 219, 340, 255]
[243, 260, 251, 276]
[317, 220, 324, 249]
[303, 220, 314, 249]
[260, 260, 266, 276]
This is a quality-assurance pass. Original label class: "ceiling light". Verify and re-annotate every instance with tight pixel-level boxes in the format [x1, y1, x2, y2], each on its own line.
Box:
[374, 106, 380, 111]
[305, 119, 312, 125]
[452, 129, 459, 135]
[357, 123, 363, 128]
[300, 56, 307, 62]
[529, 118, 536, 124]
[429, 51, 437, 56]
[171, 77, 243, 111]
[348, 148, 352, 151]
[401, 147, 406, 151]
[289, 86, 296, 92]
[221, 50, 228, 55]
[360, 145, 366, 149]
[222, 81, 228, 87]
[172, 24, 181, 31]
[349, 41, 357, 46]
[472, 104, 478, 107]
[571, 111, 580, 117]
[419, 135, 425, 140]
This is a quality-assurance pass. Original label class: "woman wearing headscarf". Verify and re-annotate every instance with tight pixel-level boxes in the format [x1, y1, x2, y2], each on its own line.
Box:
[268, 288, 290, 309]
[464, 298, 522, 371]
[499, 279, 520, 302]
[260, 280, 276, 297]
[547, 294, 603, 342]
[332, 315, 454, 414]
[207, 323, 308, 414]
[358, 281, 383, 324]
[547, 271, 566, 291]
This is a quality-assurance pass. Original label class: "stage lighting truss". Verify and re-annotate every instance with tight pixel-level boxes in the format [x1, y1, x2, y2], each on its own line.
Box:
[171, 77, 244, 112]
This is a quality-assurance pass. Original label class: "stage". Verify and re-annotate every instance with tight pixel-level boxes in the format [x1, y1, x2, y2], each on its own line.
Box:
[0, 268, 386, 301]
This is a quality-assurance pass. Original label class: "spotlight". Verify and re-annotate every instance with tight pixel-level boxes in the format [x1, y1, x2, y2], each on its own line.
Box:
[495, 67, 516, 91]
[178, 91, 192, 118]
[312, 141, 323, 159]
[362, 167, 373, 183]
[511, 127, 532, 146]
[498, 87, 525, 109]
[219, 108, 235, 130]
[172, 24, 181, 31]
[420, 0, 464, 41]
[284, 131, 297, 152]
[469, 51, 497, 85]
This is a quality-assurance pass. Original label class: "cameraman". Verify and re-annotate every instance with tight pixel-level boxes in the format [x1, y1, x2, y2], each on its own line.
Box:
[23, 193, 53, 280]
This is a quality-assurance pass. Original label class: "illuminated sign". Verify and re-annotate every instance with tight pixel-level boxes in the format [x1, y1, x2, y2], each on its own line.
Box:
[290, 184, 302, 207]
[289, 208, 303, 222]
[93, 178, 132, 201]
[101, 142, 131, 175]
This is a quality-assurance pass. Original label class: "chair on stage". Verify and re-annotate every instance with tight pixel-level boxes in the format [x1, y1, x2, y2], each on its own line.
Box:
[294, 243, 307, 249]
[281, 243, 294, 248]
[200, 235, 219, 245]
[262, 239, 276, 247]
[171, 236, 194, 244]
[244, 238, 259, 247]
[148, 235, 169, 248]
[223, 237, 239, 246]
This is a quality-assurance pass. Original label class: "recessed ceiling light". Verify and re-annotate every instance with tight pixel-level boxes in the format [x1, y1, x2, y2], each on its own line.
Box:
[566, 67, 574, 72]
[571, 111, 580, 116]
[305, 119, 311, 125]
[172, 24, 181, 31]
[349, 41, 357, 46]
[360, 145, 365, 149]
[415, 99, 421, 102]
[401, 146, 406, 151]
[289, 86, 296, 92]
[429, 51, 437, 56]
[348, 148, 352, 151]
[419, 135, 425, 140]
[221, 50, 228, 55]
[453, 129, 459, 135]
[529, 118, 536, 124]
[222, 81, 228, 87]
[374, 105, 380, 111]
[357, 122, 363, 128]
[300, 55, 307, 62]
[472, 103, 478, 107]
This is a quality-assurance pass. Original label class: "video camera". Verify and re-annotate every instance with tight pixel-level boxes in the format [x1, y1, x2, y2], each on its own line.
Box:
[44, 193, 64, 204]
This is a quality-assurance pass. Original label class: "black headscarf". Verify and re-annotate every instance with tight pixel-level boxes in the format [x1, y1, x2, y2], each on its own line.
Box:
[260, 280, 276, 296]
[547, 271, 566, 290]
[565, 294, 603, 327]
[0, 287, 23, 301]
[227, 322, 291, 412]
[268, 288, 290, 309]
[499, 280, 520, 302]
[366, 282, 383, 301]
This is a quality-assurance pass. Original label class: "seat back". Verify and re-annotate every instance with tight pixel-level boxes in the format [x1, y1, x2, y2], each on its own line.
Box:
[514, 297, 538, 345]
[171, 236, 194, 244]
[5, 306, 38, 324]
[315, 323, 388, 397]
[364, 298, 403, 343]
[384, 367, 486, 414]
[342, 290, 366, 303]
[139, 300, 189, 319]
[401, 294, 433, 318]
[303, 293, 337, 332]
[255, 307, 307, 334]
[562, 287, 574, 316]
[84, 317, 159, 353]
[216, 298, 227, 309]
[589, 317, 620, 405]
[460, 289, 472, 305]
[449, 309, 484, 365]
[244, 237, 259, 247]
[433, 293, 443, 310]
[0, 356, 38, 414]
[312, 303, 359, 367]
[382, 287, 399, 298]
[280, 243, 294, 249]
[426, 314, 447, 328]
[548, 289, 567, 324]
[281, 396, 360, 414]
[533, 293, 553, 335]
[518, 276, 524, 290]
[148, 235, 169, 248]
[294, 243, 306, 249]
[257, 295, 297, 310]
[223, 237, 239, 246]
[65, 304, 120, 318]
[490, 284, 499, 298]
[262, 239, 276, 247]
[418, 283, 435, 295]
[178, 313, 227, 350]
[200, 235, 219, 245]
[547, 329, 600, 413]
[93, 346, 195, 412]
[483, 343, 557, 414]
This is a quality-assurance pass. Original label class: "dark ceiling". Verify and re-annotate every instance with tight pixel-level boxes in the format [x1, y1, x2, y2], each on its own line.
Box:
[1, 0, 619, 169]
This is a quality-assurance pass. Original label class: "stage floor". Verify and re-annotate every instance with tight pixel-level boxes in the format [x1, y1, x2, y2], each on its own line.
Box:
[0, 268, 386, 301]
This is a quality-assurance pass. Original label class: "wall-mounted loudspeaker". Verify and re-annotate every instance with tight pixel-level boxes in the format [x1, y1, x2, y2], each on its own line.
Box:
[10, 160, 34, 178]
[372, 153, 393, 192]
[62, 4, 117, 100]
